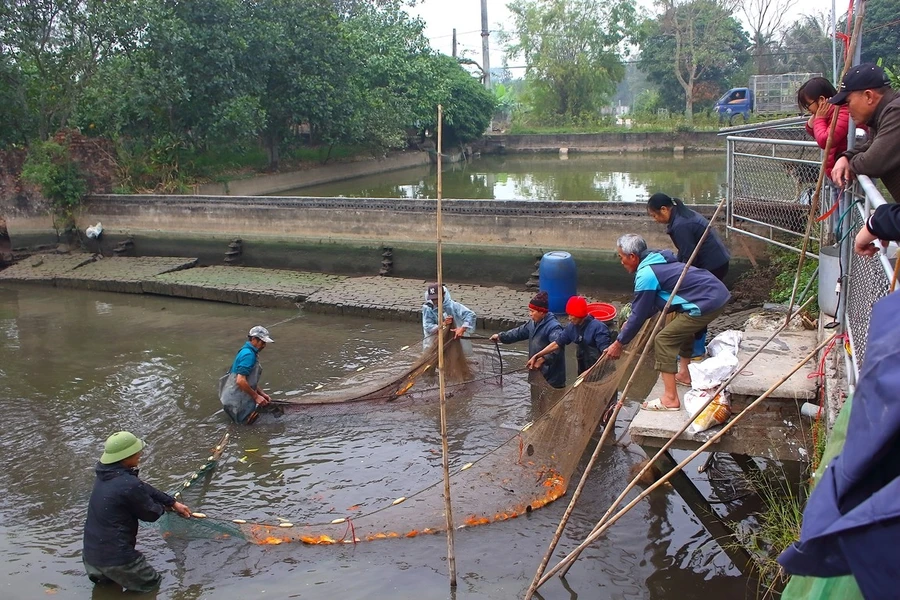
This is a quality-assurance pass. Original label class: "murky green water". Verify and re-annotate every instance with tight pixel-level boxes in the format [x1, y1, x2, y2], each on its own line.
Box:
[278, 154, 727, 203]
[0, 285, 753, 599]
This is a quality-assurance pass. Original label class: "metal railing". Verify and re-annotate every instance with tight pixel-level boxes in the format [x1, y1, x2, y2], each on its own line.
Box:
[725, 123, 823, 259]
[722, 118, 896, 386]
[835, 175, 896, 387]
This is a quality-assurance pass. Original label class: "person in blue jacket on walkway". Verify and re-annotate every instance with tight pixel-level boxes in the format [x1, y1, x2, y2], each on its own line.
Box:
[527, 295, 611, 375]
[647, 193, 730, 282]
[491, 290, 566, 389]
[605, 234, 730, 411]
[422, 282, 476, 351]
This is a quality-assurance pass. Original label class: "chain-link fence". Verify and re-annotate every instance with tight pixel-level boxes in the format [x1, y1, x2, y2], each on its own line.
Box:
[839, 176, 896, 384]
[725, 119, 826, 257]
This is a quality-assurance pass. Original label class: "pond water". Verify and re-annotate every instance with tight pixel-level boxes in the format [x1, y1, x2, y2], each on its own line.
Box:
[0, 285, 754, 600]
[278, 153, 727, 203]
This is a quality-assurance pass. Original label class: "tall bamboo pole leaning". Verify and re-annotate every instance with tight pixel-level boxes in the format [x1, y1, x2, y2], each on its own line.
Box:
[784, 0, 866, 327]
[523, 194, 728, 600]
[544, 293, 816, 586]
[539, 334, 835, 583]
[435, 105, 458, 588]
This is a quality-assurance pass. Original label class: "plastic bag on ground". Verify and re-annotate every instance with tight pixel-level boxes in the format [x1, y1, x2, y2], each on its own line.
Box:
[707, 330, 742, 358]
[687, 351, 738, 390]
[684, 388, 732, 434]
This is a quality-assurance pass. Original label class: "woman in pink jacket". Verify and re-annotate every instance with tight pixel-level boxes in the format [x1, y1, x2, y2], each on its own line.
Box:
[797, 77, 851, 179]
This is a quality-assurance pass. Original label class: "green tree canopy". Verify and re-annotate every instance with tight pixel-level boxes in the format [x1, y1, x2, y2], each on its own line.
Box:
[860, 0, 900, 70]
[502, 0, 636, 125]
[638, 0, 750, 121]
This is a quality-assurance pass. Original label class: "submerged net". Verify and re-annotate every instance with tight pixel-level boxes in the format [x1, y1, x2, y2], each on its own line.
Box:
[158, 322, 652, 545]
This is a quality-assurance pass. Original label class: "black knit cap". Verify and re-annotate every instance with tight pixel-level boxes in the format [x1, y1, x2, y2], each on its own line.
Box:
[529, 290, 549, 312]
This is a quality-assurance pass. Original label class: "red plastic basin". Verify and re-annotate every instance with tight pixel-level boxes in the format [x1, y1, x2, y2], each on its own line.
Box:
[586, 302, 617, 322]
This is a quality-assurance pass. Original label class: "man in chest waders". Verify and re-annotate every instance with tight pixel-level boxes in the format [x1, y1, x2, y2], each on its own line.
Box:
[219, 326, 273, 425]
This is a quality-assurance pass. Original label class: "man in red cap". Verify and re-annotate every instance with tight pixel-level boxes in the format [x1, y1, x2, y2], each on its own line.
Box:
[490, 290, 566, 388]
[527, 295, 611, 375]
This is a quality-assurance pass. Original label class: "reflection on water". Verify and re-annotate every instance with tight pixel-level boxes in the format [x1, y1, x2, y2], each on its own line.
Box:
[277, 154, 727, 203]
[0, 285, 750, 599]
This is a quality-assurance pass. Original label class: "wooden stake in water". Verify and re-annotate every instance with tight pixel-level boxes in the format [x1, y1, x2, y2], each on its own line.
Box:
[436, 104, 458, 588]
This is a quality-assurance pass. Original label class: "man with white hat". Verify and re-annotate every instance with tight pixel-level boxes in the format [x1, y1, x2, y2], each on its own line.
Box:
[219, 325, 274, 424]
[82, 431, 191, 592]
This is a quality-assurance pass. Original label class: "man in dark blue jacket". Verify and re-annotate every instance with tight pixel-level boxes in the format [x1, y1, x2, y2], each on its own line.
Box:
[82, 431, 191, 592]
[606, 234, 730, 411]
[491, 291, 566, 388]
[527, 295, 611, 375]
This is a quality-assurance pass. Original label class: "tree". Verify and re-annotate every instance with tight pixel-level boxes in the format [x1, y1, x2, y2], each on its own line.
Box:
[778, 13, 833, 77]
[861, 0, 900, 70]
[742, 0, 798, 74]
[502, 0, 636, 124]
[640, 0, 749, 122]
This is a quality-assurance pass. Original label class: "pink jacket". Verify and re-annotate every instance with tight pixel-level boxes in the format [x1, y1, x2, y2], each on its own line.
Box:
[805, 104, 851, 176]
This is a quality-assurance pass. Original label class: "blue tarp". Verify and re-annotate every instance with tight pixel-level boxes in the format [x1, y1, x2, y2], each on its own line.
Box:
[778, 291, 900, 599]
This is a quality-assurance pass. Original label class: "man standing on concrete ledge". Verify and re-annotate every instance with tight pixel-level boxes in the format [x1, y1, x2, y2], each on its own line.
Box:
[605, 234, 729, 411]
[219, 325, 273, 425]
[83, 431, 192, 592]
[826, 63, 900, 255]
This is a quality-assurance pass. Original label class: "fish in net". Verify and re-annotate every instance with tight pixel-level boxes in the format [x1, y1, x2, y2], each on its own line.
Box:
[273, 331, 513, 417]
[157, 322, 652, 545]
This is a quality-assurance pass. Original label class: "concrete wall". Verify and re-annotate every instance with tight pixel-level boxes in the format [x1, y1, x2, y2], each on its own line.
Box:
[194, 151, 431, 196]
[477, 132, 722, 154]
[3, 194, 763, 291]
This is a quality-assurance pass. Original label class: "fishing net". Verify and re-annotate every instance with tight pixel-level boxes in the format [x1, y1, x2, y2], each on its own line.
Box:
[157, 322, 652, 545]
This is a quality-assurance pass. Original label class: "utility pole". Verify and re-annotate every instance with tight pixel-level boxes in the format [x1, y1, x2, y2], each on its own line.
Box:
[480, 0, 491, 88]
[452, 28, 457, 58]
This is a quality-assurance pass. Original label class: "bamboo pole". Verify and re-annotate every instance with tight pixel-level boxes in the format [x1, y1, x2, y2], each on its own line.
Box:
[547, 294, 815, 584]
[523, 195, 728, 599]
[539, 334, 835, 584]
[435, 105, 458, 588]
[784, 0, 867, 327]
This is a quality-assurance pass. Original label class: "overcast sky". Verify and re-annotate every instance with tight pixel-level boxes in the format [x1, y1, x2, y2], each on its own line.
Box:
[409, 0, 842, 73]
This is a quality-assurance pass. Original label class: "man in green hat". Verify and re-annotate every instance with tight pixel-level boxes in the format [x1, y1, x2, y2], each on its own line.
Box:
[82, 431, 191, 592]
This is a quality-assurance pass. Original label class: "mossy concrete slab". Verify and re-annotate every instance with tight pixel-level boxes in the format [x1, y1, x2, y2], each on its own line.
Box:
[0, 254, 95, 281]
[144, 265, 345, 308]
[53, 257, 198, 294]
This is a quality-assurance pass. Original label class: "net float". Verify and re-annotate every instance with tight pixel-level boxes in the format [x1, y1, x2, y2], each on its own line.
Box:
[392, 497, 406, 505]
[191, 512, 207, 518]
[232, 519, 247, 524]
[279, 522, 294, 528]
[331, 518, 346, 524]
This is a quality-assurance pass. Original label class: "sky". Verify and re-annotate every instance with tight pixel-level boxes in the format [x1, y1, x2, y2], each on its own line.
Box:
[409, 0, 843, 74]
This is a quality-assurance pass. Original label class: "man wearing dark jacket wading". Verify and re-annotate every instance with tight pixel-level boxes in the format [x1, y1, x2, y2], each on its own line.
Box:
[827, 63, 900, 255]
[491, 290, 566, 389]
[605, 234, 730, 412]
[82, 431, 191, 592]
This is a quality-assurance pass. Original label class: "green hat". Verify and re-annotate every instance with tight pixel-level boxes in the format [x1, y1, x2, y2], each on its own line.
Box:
[100, 431, 145, 464]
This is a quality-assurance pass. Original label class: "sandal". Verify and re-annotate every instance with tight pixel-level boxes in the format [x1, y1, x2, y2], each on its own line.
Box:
[675, 378, 692, 387]
[641, 398, 680, 411]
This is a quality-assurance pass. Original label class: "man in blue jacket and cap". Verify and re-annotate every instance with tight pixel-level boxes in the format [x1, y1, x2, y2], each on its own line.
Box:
[219, 325, 273, 424]
[83, 431, 192, 592]
[422, 282, 476, 351]
[606, 234, 730, 411]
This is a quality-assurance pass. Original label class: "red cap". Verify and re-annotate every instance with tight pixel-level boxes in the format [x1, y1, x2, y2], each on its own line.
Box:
[565, 296, 588, 318]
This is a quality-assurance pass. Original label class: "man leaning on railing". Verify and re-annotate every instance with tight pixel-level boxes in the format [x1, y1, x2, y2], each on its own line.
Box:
[827, 63, 900, 256]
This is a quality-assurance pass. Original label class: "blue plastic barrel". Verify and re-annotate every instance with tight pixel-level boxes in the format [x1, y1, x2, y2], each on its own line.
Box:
[539, 251, 577, 314]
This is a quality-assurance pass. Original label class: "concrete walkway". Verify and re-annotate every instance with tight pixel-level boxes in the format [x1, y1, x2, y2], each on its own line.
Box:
[0, 253, 553, 330]
[628, 325, 818, 461]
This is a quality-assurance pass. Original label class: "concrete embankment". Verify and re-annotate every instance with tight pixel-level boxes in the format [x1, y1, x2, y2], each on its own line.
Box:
[194, 151, 431, 196]
[7, 195, 764, 291]
[0, 254, 550, 330]
[477, 132, 723, 154]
